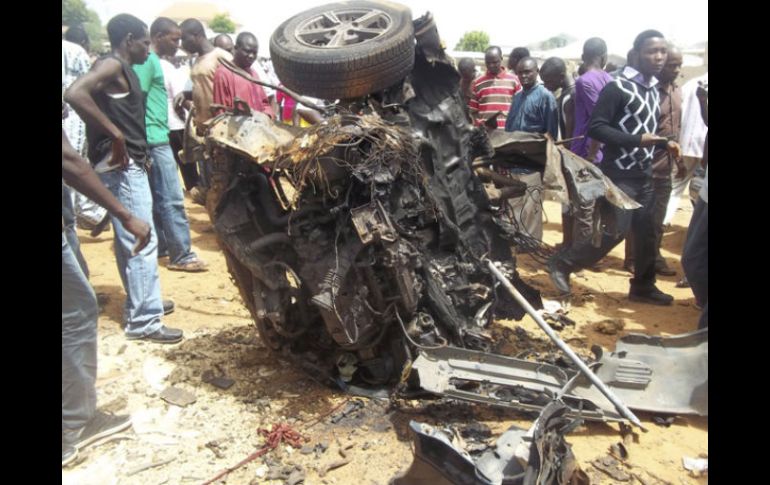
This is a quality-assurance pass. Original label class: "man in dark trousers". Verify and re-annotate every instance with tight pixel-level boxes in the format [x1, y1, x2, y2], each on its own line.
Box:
[547, 30, 679, 305]
[624, 44, 683, 275]
[64, 13, 183, 342]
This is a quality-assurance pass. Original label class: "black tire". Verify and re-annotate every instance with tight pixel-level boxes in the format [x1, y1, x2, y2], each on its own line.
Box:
[270, 1, 415, 99]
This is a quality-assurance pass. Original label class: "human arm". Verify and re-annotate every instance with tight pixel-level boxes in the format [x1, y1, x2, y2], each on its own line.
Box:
[587, 83, 667, 148]
[545, 93, 559, 140]
[296, 106, 323, 125]
[563, 95, 575, 143]
[212, 66, 231, 116]
[63, 57, 129, 168]
[696, 82, 708, 126]
[468, 80, 481, 125]
[62, 130, 150, 254]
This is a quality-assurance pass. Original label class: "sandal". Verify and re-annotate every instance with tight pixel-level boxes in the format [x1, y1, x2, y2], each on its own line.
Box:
[167, 258, 209, 272]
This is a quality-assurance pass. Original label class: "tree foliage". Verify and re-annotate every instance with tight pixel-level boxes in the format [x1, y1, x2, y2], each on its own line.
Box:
[62, 0, 105, 53]
[455, 31, 490, 53]
[62, 0, 91, 25]
[209, 13, 236, 33]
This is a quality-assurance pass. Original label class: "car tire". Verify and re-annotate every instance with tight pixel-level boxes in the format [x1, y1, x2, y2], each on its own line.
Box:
[269, 0, 415, 100]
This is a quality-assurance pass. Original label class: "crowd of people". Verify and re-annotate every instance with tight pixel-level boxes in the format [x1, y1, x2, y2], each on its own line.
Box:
[461, 32, 707, 321]
[62, 12, 707, 469]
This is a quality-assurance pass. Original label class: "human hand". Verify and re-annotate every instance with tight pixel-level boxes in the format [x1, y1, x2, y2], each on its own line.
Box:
[110, 136, 129, 169]
[173, 93, 187, 120]
[666, 140, 681, 160]
[640, 133, 668, 147]
[674, 157, 686, 179]
[123, 216, 151, 255]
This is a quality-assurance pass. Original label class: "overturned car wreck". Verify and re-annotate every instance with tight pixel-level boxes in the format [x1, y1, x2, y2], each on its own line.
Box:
[194, 2, 707, 482]
[203, 5, 550, 386]
[199, 0, 705, 439]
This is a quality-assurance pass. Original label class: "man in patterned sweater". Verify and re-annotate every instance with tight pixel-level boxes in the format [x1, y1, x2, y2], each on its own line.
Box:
[548, 30, 679, 305]
[468, 46, 521, 129]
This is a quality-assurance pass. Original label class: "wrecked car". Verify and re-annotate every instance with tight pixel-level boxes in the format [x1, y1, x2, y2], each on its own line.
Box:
[199, 1, 659, 403]
[201, 1, 546, 386]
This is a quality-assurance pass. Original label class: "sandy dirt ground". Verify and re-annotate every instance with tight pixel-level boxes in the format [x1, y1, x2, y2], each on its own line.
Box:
[63, 192, 707, 485]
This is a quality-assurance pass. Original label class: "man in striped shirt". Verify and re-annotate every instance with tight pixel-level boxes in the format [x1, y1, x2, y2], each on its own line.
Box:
[468, 46, 521, 129]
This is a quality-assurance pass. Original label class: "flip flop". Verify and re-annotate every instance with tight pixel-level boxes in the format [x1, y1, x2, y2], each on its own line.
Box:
[167, 258, 208, 272]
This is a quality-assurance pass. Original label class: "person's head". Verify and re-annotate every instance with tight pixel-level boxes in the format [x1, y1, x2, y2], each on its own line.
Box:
[485, 46, 503, 75]
[233, 32, 258, 69]
[107, 14, 150, 65]
[621, 48, 638, 70]
[458, 57, 477, 81]
[214, 33, 234, 54]
[65, 24, 90, 52]
[632, 29, 666, 77]
[658, 43, 682, 84]
[507, 47, 530, 71]
[604, 61, 618, 73]
[515, 57, 539, 90]
[581, 37, 607, 68]
[150, 17, 181, 58]
[180, 18, 207, 55]
[540, 57, 567, 92]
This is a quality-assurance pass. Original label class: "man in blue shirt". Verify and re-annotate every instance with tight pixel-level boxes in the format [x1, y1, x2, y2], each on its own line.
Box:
[499, 57, 559, 245]
[504, 57, 558, 138]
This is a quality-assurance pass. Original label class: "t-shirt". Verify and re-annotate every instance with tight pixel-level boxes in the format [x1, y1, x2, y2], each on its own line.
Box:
[504, 84, 558, 139]
[62, 40, 91, 155]
[252, 59, 279, 98]
[159, 57, 188, 131]
[86, 54, 148, 165]
[133, 52, 169, 145]
[571, 69, 612, 162]
[651, 82, 682, 179]
[190, 47, 233, 127]
[679, 73, 708, 159]
[212, 64, 274, 118]
[468, 67, 521, 129]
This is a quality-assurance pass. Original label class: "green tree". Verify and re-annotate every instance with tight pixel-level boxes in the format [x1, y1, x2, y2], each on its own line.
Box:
[62, 0, 105, 53]
[455, 31, 490, 53]
[209, 13, 236, 34]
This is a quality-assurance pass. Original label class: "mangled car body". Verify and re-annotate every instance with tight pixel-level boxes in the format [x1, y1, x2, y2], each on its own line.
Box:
[198, 1, 704, 424]
[202, 2, 546, 386]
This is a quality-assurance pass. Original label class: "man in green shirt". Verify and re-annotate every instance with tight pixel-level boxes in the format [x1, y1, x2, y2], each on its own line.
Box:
[133, 17, 207, 272]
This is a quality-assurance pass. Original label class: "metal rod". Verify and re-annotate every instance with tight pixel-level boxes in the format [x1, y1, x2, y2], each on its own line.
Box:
[553, 135, 585, 146]
[484, 260, 647, 431]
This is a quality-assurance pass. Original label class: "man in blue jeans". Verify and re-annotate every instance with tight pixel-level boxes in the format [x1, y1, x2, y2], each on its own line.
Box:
[134, 17, 208, 272]
[62, 128, 152, 466]
[64, 13, 183, 343]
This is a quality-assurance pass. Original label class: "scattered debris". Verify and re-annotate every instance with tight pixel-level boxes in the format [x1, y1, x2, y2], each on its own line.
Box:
[159, 387, 197, 407]
[653, 416, 676, 427]
[610, 442, 629, 460]
[682, 456, 708, 476]
[329, 399, 365, 424]
[592, 455, 631, 481]
[125, 457, 176, 477]
[205, 441, 226, 459]
[202, 370, 235, 390]
[394, 400, 588, 484]
[319, 459, 351, 477]
[287, 468, 305, 485]
[595, 318, 625, 335]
